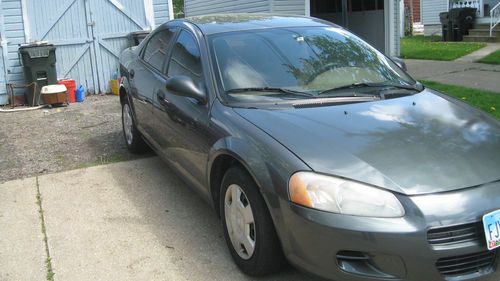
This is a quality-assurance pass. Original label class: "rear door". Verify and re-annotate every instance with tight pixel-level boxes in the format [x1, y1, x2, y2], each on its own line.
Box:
[152, 29, 211, 194]
[130, 28, 176, 140]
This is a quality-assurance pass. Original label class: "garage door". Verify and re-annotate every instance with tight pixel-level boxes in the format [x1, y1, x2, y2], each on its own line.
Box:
[89, 0, 153, 94]
[25, 0, 154, 94]
[310, 0, 386, 52]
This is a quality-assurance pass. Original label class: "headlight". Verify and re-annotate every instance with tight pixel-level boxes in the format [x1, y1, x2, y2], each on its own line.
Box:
[289, 172, 405, 218]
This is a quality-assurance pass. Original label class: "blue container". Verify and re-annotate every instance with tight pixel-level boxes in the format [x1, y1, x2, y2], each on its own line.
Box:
[76, 85, 85, 102]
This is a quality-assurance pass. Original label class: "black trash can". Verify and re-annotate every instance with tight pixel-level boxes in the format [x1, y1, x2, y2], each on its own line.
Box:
[449, 8, 476, 41]
[127, 31, 150, 47]
[439, 12, 452, 41]
[19, 43, 57, 106]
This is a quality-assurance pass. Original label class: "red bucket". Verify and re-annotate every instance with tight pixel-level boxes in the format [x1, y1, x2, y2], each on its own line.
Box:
[58, 79, 76, 103]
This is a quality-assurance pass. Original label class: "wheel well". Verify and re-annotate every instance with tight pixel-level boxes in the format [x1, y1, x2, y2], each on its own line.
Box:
[210, 154, 244, 217]
[119, 86, 127, 105]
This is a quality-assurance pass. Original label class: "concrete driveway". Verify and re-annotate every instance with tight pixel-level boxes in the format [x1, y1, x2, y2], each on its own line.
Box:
[0, 157, 311, 281]
[1, 157, 498, 281]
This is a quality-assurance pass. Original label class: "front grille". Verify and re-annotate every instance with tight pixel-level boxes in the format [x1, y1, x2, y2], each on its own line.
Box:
[428, 222, 484, 245]
[436, 250, 496, 277]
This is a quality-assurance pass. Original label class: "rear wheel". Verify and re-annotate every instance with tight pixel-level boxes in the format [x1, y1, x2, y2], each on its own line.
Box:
[220, 167, 286, 276]
[121, 99, 146, 153]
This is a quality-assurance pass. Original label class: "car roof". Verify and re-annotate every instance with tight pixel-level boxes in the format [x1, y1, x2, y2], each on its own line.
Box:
[170, 13, 336, 35]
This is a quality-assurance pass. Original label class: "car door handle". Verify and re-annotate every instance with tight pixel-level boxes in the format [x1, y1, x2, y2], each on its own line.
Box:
[129, 69, 135, 79]
[157, 92, 170, 106]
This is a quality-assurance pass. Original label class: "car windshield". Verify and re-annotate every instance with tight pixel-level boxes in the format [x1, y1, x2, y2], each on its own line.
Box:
[209, 26, 416, 103]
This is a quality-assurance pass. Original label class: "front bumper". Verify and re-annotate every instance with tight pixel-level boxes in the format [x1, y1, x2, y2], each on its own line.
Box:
[274, 181, 500, 281]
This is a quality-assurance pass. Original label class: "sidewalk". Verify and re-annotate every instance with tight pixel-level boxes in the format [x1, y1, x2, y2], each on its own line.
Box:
[455, 42, 500, 63]
[0, 157, 311, 281]
[405, 59, 500, 93]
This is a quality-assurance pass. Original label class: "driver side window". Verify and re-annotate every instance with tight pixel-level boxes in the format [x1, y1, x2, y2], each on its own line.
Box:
[167, 30, 203, 86]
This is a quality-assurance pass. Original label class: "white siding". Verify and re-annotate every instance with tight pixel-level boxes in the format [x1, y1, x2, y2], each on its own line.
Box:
[273, 0, 306, 15]
[2, 0, 25, 87]
[185, 0, 305, 16]
[0, 0, 26, 102]
[185, 0, 270, 16]
[422, 0, 448, 25]
[153, 0, 170, 26]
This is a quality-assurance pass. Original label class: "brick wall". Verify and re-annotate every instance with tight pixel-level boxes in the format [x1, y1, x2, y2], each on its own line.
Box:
[404, 0, 421, 22]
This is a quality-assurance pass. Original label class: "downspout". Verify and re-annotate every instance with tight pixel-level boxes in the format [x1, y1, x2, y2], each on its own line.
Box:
[342, 0, 349, 27]
[168, 0, 174, 20]
[0, 0, 11, 102]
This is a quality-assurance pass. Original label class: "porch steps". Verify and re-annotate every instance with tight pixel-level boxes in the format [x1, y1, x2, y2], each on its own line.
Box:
[463, 24, 500, 42]
[468, 29, 498, 36]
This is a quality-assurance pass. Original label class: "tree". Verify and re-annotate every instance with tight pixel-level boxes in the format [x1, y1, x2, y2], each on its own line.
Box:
[173, 0, 184, 18]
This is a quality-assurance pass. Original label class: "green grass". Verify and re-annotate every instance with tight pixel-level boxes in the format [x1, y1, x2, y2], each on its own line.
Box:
[421, 80, 499, 119]
[477, 50, 500, 65]
[401, 36, 486, 61]
[36, 177, 55, 281]
[77, 153, 126, 169]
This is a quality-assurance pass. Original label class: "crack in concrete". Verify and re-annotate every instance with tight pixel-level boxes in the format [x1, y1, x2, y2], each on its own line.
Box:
[36, 177, 55, 281]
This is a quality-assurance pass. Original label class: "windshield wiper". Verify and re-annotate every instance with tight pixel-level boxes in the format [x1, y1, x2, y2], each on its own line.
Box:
[225, 87, 316, 98]
[319, 82, 422, 95]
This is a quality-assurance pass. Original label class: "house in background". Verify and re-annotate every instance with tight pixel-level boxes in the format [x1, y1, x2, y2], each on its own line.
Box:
[421, 0, 500, 41]
[403, 0, 423, 33]
[184, 0, 402, 57]
[0, 0, 173, 105]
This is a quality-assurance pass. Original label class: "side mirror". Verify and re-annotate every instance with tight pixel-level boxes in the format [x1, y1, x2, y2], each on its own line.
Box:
[165, 76, 207, 104]
[391, 57, 407, 71]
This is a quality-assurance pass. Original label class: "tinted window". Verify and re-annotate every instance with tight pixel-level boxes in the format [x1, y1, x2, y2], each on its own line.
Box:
[142, 28, 176, 71]
[167, 30, 203, 85]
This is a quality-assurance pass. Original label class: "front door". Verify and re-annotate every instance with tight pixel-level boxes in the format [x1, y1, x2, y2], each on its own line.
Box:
[152, 29, 211, 195]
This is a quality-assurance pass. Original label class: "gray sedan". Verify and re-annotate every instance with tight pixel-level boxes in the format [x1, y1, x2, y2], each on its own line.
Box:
[119, 14, 500, 281]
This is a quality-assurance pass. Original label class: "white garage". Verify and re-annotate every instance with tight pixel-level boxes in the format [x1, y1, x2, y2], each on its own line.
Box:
[184, 0, 401, 57]
[0, 0, 173, 105]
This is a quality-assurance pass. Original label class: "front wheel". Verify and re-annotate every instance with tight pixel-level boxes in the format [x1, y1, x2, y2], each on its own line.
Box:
[220, 167, 286, 276]
[121, 99, 146, 153]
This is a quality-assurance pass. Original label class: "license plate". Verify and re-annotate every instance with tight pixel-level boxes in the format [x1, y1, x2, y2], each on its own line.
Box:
[483, 209, 500, 251]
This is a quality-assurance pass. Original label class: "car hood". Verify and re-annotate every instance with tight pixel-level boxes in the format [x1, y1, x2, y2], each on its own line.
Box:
[234, 90, 500, 195]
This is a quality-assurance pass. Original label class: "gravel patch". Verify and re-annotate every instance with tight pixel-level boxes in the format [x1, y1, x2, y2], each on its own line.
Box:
[0, 95, 153, 183]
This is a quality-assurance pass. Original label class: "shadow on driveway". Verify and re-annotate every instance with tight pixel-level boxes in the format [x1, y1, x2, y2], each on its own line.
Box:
[38, 157, 314, 281]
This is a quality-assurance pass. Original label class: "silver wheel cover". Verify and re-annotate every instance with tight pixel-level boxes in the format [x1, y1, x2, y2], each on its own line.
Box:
[224, 184, 256, 260]
[123, 103, 133, 145]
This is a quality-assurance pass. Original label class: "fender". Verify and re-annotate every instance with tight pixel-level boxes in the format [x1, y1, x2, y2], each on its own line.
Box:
[206, 102, 311, 202]
[206, 133, 310, 252]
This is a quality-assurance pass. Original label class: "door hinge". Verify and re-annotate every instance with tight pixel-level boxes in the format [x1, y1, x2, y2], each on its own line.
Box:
[87, 21, 95, 27]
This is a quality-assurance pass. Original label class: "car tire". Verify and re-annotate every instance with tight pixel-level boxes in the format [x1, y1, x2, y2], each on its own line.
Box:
[121, 98, 146, 153]
[220, 166, 286, 276]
